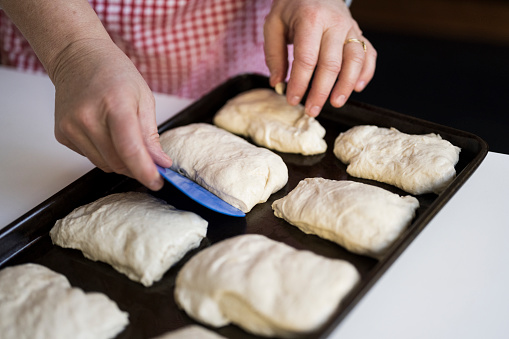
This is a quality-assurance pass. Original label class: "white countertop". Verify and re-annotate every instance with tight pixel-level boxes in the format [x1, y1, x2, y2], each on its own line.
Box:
[1, 65, 508, 338]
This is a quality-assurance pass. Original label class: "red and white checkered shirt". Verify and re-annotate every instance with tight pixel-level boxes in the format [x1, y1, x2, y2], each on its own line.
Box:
[0, 0, 276, 98]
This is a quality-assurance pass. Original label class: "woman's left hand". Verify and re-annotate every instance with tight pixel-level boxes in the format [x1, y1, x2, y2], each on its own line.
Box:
[264, 0, 377, 117]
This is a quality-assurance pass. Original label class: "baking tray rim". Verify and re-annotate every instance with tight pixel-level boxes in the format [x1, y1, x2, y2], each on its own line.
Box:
[0, 73, 489, 339]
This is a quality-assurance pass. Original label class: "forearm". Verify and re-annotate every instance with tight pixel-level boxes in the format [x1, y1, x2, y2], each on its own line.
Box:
[0, 0, 112, 81]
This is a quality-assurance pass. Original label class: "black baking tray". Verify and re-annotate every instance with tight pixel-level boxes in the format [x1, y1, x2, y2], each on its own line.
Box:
[0, 74, 488, 339]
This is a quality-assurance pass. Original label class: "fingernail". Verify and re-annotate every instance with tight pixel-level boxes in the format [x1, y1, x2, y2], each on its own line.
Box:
[269, 74, 277, 87]
[289, 96, 300, 105]
[334, 94, 346, 107]
[162, 155, 173, 167]
[150, 177, 164, 191]
[275, 82, 285, 95]
[356, 81, 366, 92]
[309, 105, 321, 117]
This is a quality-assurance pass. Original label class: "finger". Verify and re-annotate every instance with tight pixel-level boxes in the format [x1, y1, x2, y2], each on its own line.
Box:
[354, 39, 377, 92]
[286, 20, 322, 106]
[303, 26, 347, 117]
[107, 102, 164, 191]
[330, 36, 366, 107]
[81, 118, 131, 177]
[54, 129, 85, 157]
[62, 103, 133, 176]
[137, 95, 173, 168]
[263, 15, 289, 87]
[55, 115, 112, 173]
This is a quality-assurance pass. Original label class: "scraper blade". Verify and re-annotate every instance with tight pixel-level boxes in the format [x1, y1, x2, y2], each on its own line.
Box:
[156, 165, 245, 217]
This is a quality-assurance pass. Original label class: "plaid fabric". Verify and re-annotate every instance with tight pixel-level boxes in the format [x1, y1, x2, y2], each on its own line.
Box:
[0, 0, 273, 98]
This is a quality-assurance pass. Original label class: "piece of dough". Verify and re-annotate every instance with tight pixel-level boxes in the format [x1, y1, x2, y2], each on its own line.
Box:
[334, 125, 461, 194]
[160, 123, 288, 213]
[50, 192, 208, 287]
[0, 263, 128, 339]
[174, 234, 360, 338]
[151, 325, 226, 339]
[272, 178, 420, 259]
[213, 88, 327, 155]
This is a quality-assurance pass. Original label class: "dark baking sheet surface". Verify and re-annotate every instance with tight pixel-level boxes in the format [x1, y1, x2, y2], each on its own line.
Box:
[0, 74, 488, 339]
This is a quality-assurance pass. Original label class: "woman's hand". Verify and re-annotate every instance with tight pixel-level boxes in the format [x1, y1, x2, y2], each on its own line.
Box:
[52, 39, 172, 190]
[1, 0, 171, 190]
[264, 0, 377, 116]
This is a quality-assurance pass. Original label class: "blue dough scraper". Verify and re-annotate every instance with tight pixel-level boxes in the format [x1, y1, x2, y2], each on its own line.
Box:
[156, 165, 245, 217]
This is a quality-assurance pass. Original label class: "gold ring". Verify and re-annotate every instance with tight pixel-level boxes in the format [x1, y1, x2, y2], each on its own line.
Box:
[344, 38, 367, 52]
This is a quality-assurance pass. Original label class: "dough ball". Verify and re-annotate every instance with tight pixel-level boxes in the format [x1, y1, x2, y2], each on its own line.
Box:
[334, 125, 461, 194]
[50, 192, 208, 286]
[160, 123, 288, 213]
[174, 234, 360, 338]
[272, 178, 420, 259]
[0, 263, 128, 339]
[214, 88, 327, 155]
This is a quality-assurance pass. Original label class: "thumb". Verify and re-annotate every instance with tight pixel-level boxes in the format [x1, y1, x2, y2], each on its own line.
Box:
[138, 100, 173, 168]
[146, 132, 173, 168]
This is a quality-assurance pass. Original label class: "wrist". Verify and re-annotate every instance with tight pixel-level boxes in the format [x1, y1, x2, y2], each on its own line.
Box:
[0, 0, 111, 78]
[48, 37, 135, 91]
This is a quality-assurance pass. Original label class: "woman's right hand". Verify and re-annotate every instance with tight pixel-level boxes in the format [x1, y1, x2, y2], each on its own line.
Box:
[51, 38, 172, 191]
[1, 0, 172, 191]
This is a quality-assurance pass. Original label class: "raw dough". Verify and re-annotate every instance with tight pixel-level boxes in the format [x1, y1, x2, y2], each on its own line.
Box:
[50, 192, 208, 287]
[160, 123, 288, 213]
[272, 178, 420, 259]
[174, 234, 360, 338]
[151, 325, 226, 339]
[0, 263, 128, 339]
[213, 88, 327, 155]
[334, 125, 461, 194]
